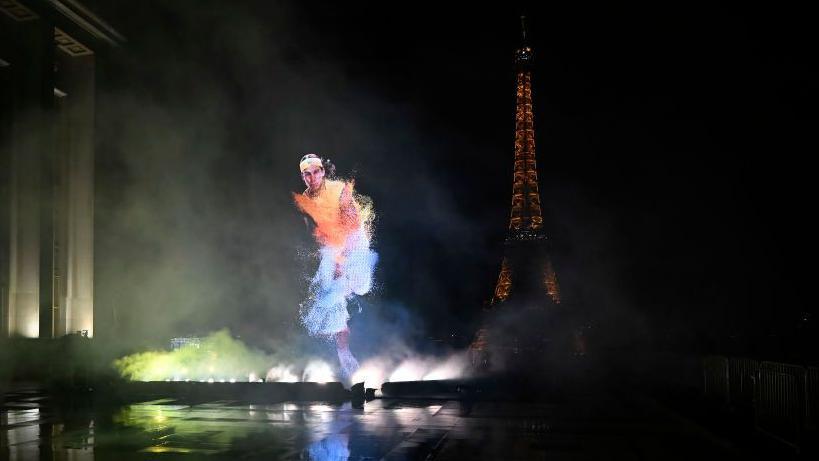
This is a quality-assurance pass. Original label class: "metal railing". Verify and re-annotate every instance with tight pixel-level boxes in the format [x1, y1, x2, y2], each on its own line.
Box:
[807, 366, 819, 431]
[703, 355, 729, 406]
[703, 356, 817, 451]
[754, 361, 805, 449]
[728, 357, 758, 407]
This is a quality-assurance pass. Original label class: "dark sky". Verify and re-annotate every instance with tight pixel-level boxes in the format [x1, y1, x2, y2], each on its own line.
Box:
[85, 1, 818, 351]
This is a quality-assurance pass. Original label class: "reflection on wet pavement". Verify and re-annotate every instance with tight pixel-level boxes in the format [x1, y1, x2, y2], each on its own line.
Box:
[1, 386, 736, 460]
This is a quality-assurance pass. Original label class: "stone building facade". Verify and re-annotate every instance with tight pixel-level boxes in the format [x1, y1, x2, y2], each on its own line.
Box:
[0, 0, 122, 338]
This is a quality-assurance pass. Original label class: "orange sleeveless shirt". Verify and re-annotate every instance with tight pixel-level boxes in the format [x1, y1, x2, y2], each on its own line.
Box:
[293, 180, 361, 248]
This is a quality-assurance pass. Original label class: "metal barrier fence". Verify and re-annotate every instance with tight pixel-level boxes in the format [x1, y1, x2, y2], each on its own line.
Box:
[728, 357, 758, 407]
[703, 356, 729, 406]
[754, 362, 805, 449]
[703, 356, 817, 451]
[807, 366, 819, 431]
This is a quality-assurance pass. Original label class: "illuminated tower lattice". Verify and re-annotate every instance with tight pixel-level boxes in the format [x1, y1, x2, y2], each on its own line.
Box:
[471, 17, 563, 366]
[490, 17, 561, 307]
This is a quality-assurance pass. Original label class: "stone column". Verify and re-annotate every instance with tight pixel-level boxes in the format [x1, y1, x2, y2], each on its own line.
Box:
[5, 16, 52, 338]
[54, 34, 95, 338]
[0, 53, 10, 337]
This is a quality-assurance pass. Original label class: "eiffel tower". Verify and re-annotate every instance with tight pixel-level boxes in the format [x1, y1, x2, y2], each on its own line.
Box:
[471, 17, 567, 365]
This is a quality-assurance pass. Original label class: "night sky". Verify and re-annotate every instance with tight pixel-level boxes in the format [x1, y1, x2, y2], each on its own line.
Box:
[84, 1, 817, 356]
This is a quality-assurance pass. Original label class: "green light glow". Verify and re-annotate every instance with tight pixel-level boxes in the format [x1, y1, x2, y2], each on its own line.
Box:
[114, 330, 271, 381]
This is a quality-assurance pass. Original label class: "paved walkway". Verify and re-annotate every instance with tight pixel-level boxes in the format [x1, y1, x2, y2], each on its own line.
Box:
[1, 386, 740, 460]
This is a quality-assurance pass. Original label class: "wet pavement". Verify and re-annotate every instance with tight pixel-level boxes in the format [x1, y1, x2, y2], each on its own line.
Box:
[1, 385, 739, 460]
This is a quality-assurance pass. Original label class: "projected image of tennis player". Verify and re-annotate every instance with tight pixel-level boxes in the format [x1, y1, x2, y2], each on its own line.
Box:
[293, 154, 377, 381]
